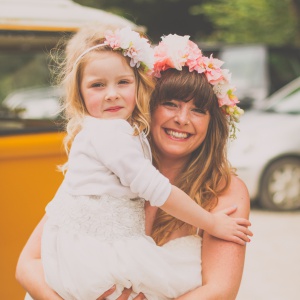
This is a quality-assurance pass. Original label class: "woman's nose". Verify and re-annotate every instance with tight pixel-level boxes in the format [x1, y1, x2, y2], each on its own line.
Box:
[174, 108, 190, 125]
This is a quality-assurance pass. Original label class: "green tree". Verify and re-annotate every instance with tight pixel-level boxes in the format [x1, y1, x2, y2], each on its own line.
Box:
[192, 0, 300, 46]
[74, 0, 300, 46]
[74, 0, 213, 42]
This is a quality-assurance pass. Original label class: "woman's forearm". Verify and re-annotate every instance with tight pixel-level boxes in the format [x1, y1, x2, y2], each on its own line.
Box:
[16, 258, 62, 300]
[16, 215, 63, 300]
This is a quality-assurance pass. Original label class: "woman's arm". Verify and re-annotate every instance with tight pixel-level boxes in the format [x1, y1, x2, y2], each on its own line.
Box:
[16, 215, 144, 300]
[176, 175, 251, 300]
[16, 215, 63, 300]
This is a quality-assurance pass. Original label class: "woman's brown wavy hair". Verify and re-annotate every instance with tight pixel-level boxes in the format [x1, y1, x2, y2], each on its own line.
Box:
[150, 68, 234, 245]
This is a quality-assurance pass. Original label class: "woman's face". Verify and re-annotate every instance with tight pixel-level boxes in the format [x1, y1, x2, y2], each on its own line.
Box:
[151, 99, 210, 160]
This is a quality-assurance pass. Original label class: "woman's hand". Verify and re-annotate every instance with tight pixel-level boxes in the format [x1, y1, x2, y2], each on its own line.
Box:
[96, 285, 117, 300]
[133, 293, 145, 299]
[96, 286, 145, 300]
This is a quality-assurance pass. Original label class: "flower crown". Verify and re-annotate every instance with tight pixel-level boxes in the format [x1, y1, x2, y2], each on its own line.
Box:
[74, 27, 154, 73]
[153, 34, 244, 139]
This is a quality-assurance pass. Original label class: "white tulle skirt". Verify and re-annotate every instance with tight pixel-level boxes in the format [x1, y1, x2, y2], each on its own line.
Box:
[41, 193, 202, 300]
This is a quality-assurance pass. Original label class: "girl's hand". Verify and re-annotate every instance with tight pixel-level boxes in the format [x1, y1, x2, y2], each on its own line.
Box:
[210, 205, 253, 246]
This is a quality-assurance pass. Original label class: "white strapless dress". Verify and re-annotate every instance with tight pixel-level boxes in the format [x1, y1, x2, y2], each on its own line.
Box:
[39, 192, 202, 300]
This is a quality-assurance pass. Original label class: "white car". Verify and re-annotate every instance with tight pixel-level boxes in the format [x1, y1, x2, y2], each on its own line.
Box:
[2, 86, 62, 120]
[228, 77, 300, 211]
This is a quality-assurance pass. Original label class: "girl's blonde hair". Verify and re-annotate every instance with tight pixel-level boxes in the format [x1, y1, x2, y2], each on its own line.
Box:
[53, 25, 155, 170]
[150, 68, 234, 245]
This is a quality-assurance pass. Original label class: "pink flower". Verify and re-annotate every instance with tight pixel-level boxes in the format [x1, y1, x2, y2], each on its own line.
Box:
[217, 87, 239, 107]
[104, 27, 154, 72]
[153, 34, 242, 138]
[203, 55, 224, 84]
[104, 30, 121, 49]
[153, 34, 191, 76]
[153, 42, 173, 77]
[186, 40, 205, 73]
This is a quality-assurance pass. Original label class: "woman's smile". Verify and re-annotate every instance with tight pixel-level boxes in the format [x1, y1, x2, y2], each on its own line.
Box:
[151, 100, 210, 160]
[164, 128, 191, 140]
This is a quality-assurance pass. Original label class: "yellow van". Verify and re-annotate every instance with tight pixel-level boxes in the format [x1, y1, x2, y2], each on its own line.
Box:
[0, 1, 140, 298]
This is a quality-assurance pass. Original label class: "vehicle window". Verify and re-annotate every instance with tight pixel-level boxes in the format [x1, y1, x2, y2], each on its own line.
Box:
[0, 51, 52, 103]
[268, 49, 300, 95]
[2, 86, 62, 119]
[0, 46, 63, 135]
[220, 45, 268, 89]
[267, 87, 300, 114]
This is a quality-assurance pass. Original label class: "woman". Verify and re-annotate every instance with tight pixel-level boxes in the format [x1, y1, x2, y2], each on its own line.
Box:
[16, 32, 251, 300]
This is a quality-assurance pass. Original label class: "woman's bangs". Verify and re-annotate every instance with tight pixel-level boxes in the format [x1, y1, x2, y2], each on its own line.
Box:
[157, 68, 216, 111]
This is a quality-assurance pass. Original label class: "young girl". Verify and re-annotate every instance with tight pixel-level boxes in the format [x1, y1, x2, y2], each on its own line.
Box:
[41, 26, 251, 300]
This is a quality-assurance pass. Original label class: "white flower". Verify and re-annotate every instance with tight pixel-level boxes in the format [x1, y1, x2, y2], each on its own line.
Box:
[160, 34, 190, 70]
[105, 27, 154, 72]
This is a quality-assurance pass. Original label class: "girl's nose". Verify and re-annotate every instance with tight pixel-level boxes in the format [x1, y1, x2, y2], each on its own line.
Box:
[105, 86, 119, 101]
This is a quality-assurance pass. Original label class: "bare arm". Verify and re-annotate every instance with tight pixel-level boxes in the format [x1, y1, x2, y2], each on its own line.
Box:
[15, 215, 144, 300]
[15, 215, 63, 300]
[175, 175, 251, 300]
[160, 185, 251, 245]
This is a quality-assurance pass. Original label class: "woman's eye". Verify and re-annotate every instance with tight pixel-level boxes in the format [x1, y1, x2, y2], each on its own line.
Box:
[162, 101, 176, 107]
[192, 108, 206, 114]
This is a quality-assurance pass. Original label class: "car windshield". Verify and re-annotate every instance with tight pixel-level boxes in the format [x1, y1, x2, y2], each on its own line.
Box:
[265, 87, 300, 114]
[220, 45, 267, 90]
[0, 46, 63, 135]
[2, 86, 62, 119]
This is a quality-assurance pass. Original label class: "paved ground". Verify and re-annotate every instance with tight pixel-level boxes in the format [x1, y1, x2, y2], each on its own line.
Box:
[236, 207, 300, 300]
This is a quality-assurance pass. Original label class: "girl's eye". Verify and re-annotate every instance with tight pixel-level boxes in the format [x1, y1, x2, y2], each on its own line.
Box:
[119, 80, 130, 85]
[91, 83, 104, 88]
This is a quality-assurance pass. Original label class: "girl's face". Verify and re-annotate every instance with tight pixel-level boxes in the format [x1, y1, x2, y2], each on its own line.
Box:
[150, 99, 210, 160]
[80, 51, 136, 120]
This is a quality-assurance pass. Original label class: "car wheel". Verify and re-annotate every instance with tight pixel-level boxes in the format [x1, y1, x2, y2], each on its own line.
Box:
[259, 157, 300, 211]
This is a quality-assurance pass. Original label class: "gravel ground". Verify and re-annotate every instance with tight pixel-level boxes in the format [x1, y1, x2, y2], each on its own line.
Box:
[236, 208, 300, 300]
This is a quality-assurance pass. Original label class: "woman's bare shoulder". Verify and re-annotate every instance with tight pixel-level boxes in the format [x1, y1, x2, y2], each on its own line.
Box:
[230, 174, 249, 198]
[215, 174, 251, 217]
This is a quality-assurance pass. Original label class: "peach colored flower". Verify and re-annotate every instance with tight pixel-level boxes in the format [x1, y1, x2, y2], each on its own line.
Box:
[153, 34, 242, 139]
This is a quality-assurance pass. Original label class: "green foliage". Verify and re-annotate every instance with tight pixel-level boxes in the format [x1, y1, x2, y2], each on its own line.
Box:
[73, 0, 300, 46]
[193, 0, 299, 46]
[74, 0, 213, 42]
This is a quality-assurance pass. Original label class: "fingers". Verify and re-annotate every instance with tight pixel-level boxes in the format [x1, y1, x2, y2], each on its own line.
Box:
[116, 288, 132, 300]
[236, 217, 252, 227]
[235, 218, 253, 238]
[228, 235, 248, 246]
[96, 285, 116, 300]
[232, 225, 253, 244]
[133, 292, 146, 300]
[218, 205, 238, 216]
[238, 224, 253, 237]
[235, 232, 251, 243]
[96, 287, 136, 300]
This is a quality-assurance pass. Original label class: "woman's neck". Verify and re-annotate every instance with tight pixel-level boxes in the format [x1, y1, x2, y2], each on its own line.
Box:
[157, 155, 189, 185]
